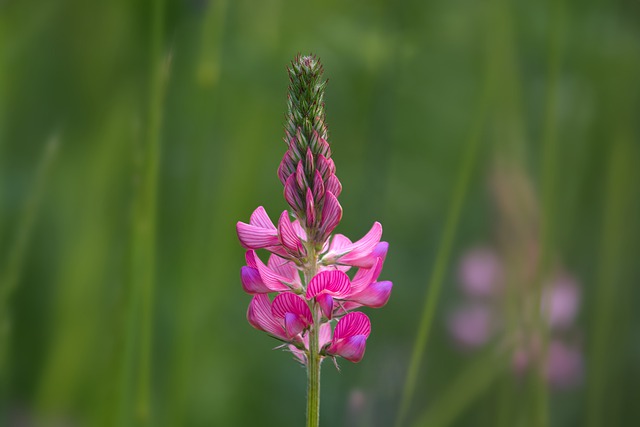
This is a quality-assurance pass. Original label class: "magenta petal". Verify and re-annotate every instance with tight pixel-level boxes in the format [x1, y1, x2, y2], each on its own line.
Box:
[317, 293, 334, 319]
[328, 335, 368, 363]
[245, 250, 257, 268]
[319, 191, 343, 237]
[250, 206, 277, 230]
[278, 211, 304, 253]
[247, 295, 287, 340]
[240, 266, 270, 294]
[351, 258, 384, 293]
[306, 270, 351, 299]
[334, 311, 371, 340]
[348, 281, 393, 308]
[248, 251, 293, 292]
[336, 222, 383, 266]
[284, 174, 303, 211]
[312, 171, 324, 201]
[316, 154, 330, 179]
[284, 312, 305, 338]
[328, 234, 352, 252]
[267, 255, 301, 289]
[306, 188, 316, 228]
[326, 174, 342, 198]
[318, 323, 333, 349]
[236, 221, 279, 249]
[296, 161, 307, 190]
[277, 151, 294, 185]
[271, 292, 313, 326]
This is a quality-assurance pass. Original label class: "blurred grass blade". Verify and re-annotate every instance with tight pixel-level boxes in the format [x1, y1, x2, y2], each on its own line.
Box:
[587, 138, 636, 427]
[0, 133, 59, 387]
[394, 82, 490, 427]
[118, 0, 169, 424]
[532, 1, 566, 425]
[411, 349, 507, 427]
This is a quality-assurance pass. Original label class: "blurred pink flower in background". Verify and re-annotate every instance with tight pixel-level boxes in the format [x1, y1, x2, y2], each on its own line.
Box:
[448, 245, 583, 390]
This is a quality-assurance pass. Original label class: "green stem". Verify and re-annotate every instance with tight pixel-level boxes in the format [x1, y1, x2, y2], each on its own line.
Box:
[305, 246, 321, 427]
[307, 305, 321, 427]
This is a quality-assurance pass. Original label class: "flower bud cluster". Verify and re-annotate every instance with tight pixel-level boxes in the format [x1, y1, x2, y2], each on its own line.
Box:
[277, 54, 342, 245]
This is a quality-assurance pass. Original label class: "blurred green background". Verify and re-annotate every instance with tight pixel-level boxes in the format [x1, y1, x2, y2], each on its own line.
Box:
[1, 0, 639, 426]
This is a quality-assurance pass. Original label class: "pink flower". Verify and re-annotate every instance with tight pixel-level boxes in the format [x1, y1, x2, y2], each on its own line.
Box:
[447, 303, 494, 349]
[325, 312, 371, 363]
[543, 273, 580, 330]
[457, 246, 502, 298]
[545, 340, 583, 389]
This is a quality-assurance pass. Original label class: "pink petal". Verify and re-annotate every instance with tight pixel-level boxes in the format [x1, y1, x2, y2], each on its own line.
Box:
[236, 221, 279, 249]
[284, 174, 303, 211]
[323, 222, 383, 267]
[306, 270, 351, 299]
[312, 171, 324, 201]
[278, 211, 304, 254]
[348, 281, 393, 308]
[247, 250, 294, 292]
[284, 312, 305, 338]
[271, 292, 313, 327]
[333, 311, 371, 340]
[327, 335, 368, 363]
[316, 154, 330, 180]
[245, 251, 257, 268]
[240, 266, 271, 294]
[319, 191, 342, 238]
[267, 255, 301, 289]
[296, 161, 308, 190]
[328, 234, 352, 252]
[250, 206, 277, 230]
[292, 219, 307, 241]
[306, 187, 316, 228]
[247, 295, 287, 340]
[236, 207, 280, 249]
[305, 148, 315, 175]
[277, 151, 294, 185]
[318, 322, 333, 348]
[351, 258, 384, 294]
[326, 174, 342, 198]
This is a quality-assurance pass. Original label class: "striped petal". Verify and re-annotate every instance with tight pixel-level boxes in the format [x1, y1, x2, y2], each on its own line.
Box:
[322, 222, 383, 268]
[247, 251, 294, 292]
[278, 211, 305, 254]
[236, 206, 280, 249]
[240, 266, 270, 294]
[350, 258, 384, 294]
[306, 270, 351, 299]
[247, 295, 287, 340]
[318, 191, 342, 239]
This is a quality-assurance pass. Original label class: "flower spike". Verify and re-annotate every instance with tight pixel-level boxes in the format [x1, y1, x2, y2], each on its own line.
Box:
[237, 55, 392, 425]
